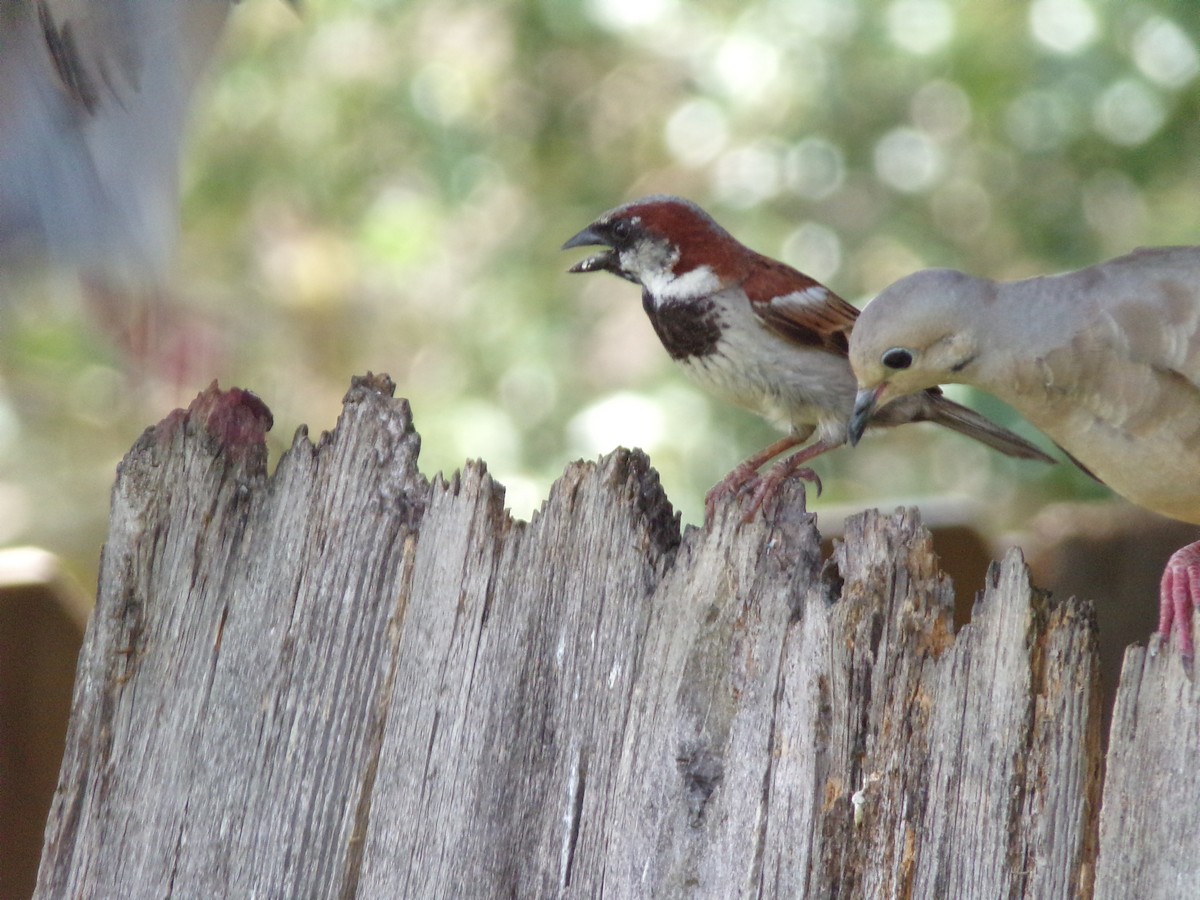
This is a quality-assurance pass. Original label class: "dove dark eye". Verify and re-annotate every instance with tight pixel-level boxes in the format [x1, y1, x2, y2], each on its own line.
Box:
[881, 348, 914, 370]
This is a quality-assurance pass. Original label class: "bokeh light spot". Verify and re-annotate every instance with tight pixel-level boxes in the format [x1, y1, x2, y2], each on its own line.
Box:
[911, 80, 972, 138]
[568, 392, 666, 456]
[873, 127, 944, 193]
[713, 143, 783, 207]
[713, 33, 782, 98]
[584, 0, 676, 31]
[1029, 0, 1098, 55]
[1005, 89, 1079, 152]
[783, 137, 845, 200]
[1093, 78, 1167, 146]
[665, 99, 730, 167]
[781, 222, 842, 284]
[1132, 16, 1200, 90]
[886, 0, 954, 56]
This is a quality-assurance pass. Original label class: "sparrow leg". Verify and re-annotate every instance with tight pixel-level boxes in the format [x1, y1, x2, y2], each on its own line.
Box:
[705, 435, 803, 524]
[740, 439, 838, 524]
[1158, 540, 1200, 667]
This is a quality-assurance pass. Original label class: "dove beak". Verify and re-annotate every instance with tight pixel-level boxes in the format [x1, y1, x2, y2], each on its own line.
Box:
[849, 385, 886, 446]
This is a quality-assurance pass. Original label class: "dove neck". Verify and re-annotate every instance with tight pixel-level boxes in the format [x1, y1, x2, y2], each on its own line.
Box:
[993, 272, 1088, 355]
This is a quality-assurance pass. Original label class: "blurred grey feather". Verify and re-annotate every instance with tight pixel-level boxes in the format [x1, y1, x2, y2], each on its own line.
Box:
[0, 0, 243, 287]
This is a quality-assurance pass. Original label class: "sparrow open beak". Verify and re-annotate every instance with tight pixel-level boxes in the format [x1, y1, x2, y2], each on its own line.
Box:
[848, 385, 885, 446]
[562, 225, 620, 275]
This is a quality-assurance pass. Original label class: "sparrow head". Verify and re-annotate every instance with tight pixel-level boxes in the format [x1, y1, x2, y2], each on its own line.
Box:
[848, 268, 988, 444]
[563, 195, 745, 299]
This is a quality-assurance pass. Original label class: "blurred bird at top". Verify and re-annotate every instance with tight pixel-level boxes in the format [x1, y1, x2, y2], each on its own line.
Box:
[0, 0, 295, 378]
[564, 196, 1053, 524]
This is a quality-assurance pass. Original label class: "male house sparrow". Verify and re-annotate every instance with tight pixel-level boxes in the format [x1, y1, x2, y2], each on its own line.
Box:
[564, 195, 1053, 522]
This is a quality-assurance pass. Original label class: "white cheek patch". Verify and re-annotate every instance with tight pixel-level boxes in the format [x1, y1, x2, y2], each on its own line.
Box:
[641, 263, 722, 305]
[769, 284, 829, 315]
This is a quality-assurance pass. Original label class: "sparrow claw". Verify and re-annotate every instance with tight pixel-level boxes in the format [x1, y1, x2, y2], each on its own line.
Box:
[807, 470, 824, 498]
[704, 448, 828, 528]
[704, 462, 762, 525]
[740, 466, 820, 524]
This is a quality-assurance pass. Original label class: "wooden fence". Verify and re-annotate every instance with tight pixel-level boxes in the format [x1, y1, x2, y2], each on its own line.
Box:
[33, 375, 1200, 898]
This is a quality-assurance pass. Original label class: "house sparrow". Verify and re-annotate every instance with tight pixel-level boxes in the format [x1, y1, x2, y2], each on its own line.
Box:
[564, 195, 1053, 522]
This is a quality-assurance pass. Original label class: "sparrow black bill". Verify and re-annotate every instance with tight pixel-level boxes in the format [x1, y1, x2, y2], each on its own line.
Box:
[563, 225, 622, 276]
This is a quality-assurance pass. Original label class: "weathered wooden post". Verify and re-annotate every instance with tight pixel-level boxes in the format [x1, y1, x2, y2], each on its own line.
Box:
[33, 375, 1200, 898]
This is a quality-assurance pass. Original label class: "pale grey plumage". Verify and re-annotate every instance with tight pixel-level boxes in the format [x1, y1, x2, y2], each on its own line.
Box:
[0, 0, 265, 287]
[848, 247, 1200, 659]
[850, 249, 1200, 525]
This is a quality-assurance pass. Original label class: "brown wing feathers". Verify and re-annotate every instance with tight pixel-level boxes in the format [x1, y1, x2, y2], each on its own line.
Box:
[741, 255, 855, 354]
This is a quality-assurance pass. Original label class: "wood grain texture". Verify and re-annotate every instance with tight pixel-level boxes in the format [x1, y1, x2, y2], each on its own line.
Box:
[34, 375, 1198, 898]
[1095, 644, 1200, 899]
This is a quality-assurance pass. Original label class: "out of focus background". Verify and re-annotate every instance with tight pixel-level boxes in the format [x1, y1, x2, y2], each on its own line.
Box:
[4, 1, 1200, 893]
[4, 0, 1200, 584]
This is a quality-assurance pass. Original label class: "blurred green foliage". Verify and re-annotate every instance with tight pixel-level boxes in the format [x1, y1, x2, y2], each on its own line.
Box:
[3, 0, 1200, 584]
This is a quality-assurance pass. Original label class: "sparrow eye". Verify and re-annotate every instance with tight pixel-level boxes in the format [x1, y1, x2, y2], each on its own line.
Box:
[610, 219, 632, 242]
[881, 348, 914, 370]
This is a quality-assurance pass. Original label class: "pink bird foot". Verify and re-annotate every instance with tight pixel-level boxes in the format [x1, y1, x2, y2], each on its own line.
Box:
[704, 437, 834, 526]
[704, 465, 821, 526]
[704, 464, 760, 525]
[703, 434, 803, 525]
[739, 462, 821, 524]
[1158, 540, 1200, 666]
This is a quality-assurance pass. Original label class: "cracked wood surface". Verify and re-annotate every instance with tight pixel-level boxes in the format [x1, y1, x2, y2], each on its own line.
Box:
[35, 375, 1200, 898]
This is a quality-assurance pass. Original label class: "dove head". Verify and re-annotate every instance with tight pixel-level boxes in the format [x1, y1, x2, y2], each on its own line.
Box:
[848, 268, 993, 442]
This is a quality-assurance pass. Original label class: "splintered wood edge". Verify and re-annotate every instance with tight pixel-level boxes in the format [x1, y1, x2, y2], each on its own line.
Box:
[40, 372, 1143, 898]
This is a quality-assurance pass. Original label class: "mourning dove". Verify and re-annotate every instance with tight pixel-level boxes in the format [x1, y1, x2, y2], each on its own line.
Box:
[846, 247, 1200, 662]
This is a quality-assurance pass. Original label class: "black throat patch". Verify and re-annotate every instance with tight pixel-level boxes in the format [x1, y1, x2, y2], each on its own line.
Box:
[642, 289, 723, 360]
